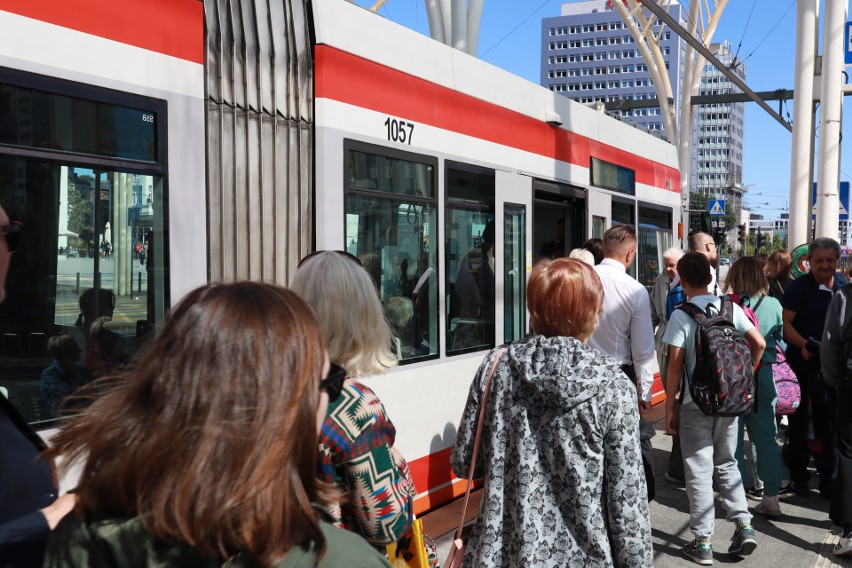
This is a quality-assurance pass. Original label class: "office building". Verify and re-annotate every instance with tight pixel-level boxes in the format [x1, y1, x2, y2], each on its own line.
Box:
[541, 0, 688, 137]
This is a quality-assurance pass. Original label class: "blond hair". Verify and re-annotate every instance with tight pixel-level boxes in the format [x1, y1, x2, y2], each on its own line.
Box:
[292, 252, 397, 376]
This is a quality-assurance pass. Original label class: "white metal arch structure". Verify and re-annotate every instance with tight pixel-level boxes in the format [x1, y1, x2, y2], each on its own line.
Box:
[423, 0, 484, 55]
[610, 0, 728, 212]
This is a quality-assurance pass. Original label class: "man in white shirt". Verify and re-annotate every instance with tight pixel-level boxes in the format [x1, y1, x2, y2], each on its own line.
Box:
[589, 224, 657, 500]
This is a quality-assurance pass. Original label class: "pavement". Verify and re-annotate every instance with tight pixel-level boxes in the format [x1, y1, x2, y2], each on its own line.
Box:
[428, 402, 852, 567]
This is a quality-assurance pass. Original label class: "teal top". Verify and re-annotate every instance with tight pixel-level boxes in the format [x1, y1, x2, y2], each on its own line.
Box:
[740, 294, 783, 363]
[44, 514, 391, 568]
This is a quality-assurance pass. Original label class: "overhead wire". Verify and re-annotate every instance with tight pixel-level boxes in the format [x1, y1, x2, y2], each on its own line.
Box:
[480, 0, 554, 58]
[731, 0, 757, 66]
[736, 0, 796, 67]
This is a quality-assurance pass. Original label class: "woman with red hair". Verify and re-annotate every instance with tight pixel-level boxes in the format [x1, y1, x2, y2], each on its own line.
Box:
[451, 258, 651, 567]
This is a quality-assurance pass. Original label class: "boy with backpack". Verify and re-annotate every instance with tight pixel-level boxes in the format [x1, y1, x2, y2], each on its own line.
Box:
[663, 252, 766, 565]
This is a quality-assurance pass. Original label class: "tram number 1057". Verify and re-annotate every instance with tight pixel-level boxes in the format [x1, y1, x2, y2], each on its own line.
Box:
[384, 117, 414, 145]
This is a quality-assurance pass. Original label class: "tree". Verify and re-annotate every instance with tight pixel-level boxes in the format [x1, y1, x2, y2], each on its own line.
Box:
[67, 188, 90, 237]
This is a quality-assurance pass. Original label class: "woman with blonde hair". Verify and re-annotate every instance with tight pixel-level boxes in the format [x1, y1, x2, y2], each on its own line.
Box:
[292, 252, 415, 547]
[451, 258, 651, 567]
[44, 282, 389, 567]
[764, 250, 794, 300]
[724, 257, 786, 517]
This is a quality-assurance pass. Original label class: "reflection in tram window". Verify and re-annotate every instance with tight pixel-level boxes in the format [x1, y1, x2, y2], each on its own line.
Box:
[612, 199, 637, 278]
[638, 206, 673, 291]
[0, 156, 167, 426]
[345, 144, 438, 364]
[445, 165, 495, 355]
[504, 204, 526, 343]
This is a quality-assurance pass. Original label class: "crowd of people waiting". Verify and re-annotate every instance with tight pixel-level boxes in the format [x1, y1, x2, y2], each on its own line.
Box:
[1, 194, 851, 567]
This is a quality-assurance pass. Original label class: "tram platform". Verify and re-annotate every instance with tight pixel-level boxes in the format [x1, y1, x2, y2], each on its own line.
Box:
[421, 403, 852, 567]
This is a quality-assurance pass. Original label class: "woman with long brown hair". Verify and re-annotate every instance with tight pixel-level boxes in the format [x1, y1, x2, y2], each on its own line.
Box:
[724, 257, 786, 517]
[43, 282, 389, 567]
[764, 250, 794, 300]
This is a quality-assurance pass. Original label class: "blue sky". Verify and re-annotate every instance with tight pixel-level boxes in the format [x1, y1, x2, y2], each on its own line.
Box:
[352, 0, 852, 221]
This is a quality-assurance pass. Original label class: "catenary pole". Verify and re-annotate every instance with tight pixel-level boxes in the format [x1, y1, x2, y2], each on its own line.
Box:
[789, 0, 819, 248]
[814, 0, 844, 240]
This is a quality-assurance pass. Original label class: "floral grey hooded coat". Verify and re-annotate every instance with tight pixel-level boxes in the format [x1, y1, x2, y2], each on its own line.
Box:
[451, 335, 652, 567]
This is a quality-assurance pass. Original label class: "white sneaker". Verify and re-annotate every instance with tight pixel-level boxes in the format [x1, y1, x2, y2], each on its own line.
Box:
[835, 534, 852, 556]
[754, 495, 782, 517]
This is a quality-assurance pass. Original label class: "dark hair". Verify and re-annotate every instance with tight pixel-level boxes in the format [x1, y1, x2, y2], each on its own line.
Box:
[48, 282, 330, 565]
[601, 225, 636, 257]
[677, 252, 712, 288]
[78, 288, 116, 328]
[582, 238, 604, 264]
[808, 237, 840, 259]
[527, 258, 603, 341]
[47, 334, 80, 360]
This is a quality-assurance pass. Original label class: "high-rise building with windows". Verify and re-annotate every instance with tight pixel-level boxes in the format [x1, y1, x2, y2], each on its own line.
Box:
[542, 2, 749, 246]
[541, 0, 688, 137]
[695, 41, 746, 219]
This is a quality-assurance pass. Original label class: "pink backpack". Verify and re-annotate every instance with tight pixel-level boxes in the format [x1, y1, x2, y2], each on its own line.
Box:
[772, 346, 801, 415]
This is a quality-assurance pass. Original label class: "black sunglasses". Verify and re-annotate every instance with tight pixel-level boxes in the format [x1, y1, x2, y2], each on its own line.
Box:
[298, 250, 362, 268]
[319, 363, 348, 403]
[0, 223, 22, 253]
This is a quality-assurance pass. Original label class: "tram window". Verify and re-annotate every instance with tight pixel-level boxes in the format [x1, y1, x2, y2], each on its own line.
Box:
[345, 145, 439, 364]
[504, 204, 526, 343]
[612, 200, 635, 226]
[638, 206, 673, 291]
[0, 156, 168, 427]
[612, 200, 637, 278]
[348, 150, 434, 198]
[445, 165, 495, 355]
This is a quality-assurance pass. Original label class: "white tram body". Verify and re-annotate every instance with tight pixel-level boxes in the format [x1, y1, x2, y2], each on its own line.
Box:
[0, 0, 679, 512]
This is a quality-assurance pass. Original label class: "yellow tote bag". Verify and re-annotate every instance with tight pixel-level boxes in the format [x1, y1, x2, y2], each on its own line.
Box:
[386, 518, 437, 568]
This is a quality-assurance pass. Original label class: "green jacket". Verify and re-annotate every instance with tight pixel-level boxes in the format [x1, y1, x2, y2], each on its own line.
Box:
[44, 514, 391, 568]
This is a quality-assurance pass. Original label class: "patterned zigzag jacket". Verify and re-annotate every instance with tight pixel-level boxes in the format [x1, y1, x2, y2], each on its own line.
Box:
[317, 378, 416, 547]
[451, 335, 653, 568]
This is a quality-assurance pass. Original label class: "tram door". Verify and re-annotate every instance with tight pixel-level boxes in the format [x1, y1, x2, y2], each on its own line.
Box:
[532, 181, 585, 262]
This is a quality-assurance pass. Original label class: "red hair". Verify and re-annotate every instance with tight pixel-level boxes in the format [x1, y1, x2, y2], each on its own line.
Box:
[528, 258, 604, 341]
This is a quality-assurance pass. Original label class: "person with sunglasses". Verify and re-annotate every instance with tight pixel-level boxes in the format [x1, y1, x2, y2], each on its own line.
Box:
[0, 205, 78, 567]
[292, 251, 416, 548]
[43, 282, 390, 567]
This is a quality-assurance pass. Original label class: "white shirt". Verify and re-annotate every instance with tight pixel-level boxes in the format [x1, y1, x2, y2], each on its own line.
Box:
[588, 258, 656, 402]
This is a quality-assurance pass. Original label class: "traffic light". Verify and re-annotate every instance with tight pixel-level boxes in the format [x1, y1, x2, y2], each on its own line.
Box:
[737, 224, 746, 245]
[712, 227, 725, 245]
[756, 232, 766, 251]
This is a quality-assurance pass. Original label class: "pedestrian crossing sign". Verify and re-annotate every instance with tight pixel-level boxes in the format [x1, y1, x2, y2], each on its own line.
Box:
[708, 199, 725, 217]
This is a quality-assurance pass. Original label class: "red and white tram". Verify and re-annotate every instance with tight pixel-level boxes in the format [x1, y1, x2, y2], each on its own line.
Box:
[0, 0, 679, 512]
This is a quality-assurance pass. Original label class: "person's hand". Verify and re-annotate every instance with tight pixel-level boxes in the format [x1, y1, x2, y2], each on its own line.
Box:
[41, 493, 77, 530]
[801, 346, 813, 361]
[665, 402, 679, 436]
[639, 399, 651, 416]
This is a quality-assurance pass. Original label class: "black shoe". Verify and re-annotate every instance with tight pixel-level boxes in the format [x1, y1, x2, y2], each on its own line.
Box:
[745, 487, 764, 500]
[777, 483, 795, 499]
[792, 481, 811, 497]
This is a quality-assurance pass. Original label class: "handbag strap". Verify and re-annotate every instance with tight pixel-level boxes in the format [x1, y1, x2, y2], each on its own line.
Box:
[453, 346, 508, 541]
